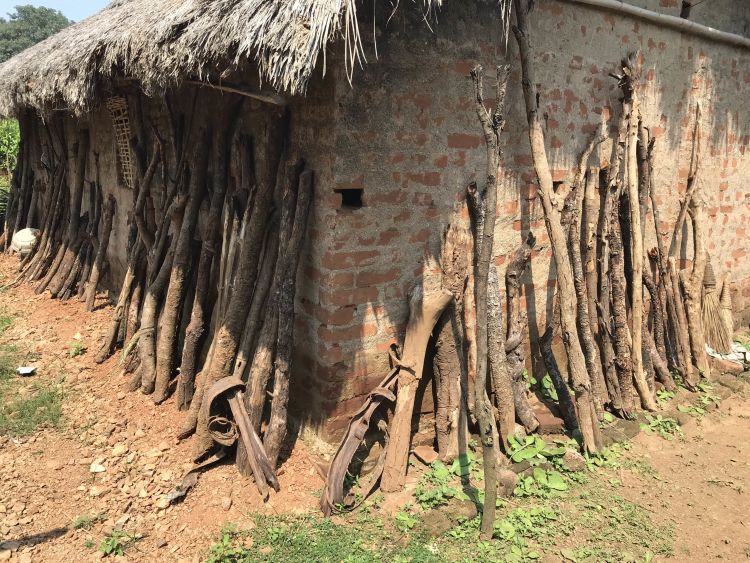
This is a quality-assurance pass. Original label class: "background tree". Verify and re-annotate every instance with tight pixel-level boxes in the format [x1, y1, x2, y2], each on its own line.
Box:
[0, 5, 71, 63]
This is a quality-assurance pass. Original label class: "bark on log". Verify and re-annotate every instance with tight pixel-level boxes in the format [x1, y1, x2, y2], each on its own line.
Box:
[623, 86, 657, 411]
[176, 126, 234, 410]
[505, 233, 538, 433]
[192, 111, 288, 458]
[568, 136, 607, 417]
[513, 0, 600, 452]
[153, 132, 210, 403]
[84, 195, 116, 311]
[381, 272, 453, 493]
[263, 169, 313, 468]
[434, 216, 471, 461]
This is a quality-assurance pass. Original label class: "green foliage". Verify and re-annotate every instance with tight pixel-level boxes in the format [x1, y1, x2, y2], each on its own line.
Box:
[514, 467, 569, 498]
[656, 389, 675, 404]
[414, 460, 470, 509]
[73, 513, 105, 530]
[69, 341, 87, 358]
[677, 403, 706, 418]
[640, 415, 681, 440]
[207, 524, 252, 563]
[0, 5, 72, 63]
[507, 435, 568, 465]
[394, 511, 417, 533]
[528, 373, 558, 402]
[0, 119, 19, 178]
[99, 531, 138, 557]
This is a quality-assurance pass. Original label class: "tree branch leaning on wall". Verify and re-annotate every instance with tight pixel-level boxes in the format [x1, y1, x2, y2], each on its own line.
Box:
[512, 0, 601, 453]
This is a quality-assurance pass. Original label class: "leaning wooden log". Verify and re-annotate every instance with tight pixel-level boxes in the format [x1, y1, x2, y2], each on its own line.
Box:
[46, 130, 90, 297]
[434, 216, 471, 461]
[380, 263, 453, 493]
[153, 132, 210, 404]
[568, 134, 607, 417]
[621, 71, 657, 410]
[505, 232, 538, 433]
[468, 63, 510, 538]
[513, 0, 600, 453]
[609, 197, 636, 417]
[237, 160, 303, 476]
[84, 195, 116, 311]
[681, 194, 709, 383]
[263, 168, 313, 468]
[176, 127, 234, 410]
[191, 110, 288, 458]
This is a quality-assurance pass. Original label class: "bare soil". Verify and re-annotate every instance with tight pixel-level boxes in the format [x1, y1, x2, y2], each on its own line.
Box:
[0, 254, 749, 561]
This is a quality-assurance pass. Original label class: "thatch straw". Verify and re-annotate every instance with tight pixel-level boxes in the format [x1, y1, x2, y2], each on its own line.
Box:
[719, 279, 735, 341]
[0, 0, 511, 117]
[703, 261, 731, 353]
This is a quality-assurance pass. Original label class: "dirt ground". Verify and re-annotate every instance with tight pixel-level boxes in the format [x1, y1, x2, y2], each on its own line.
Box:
[0, 253, 749, 562]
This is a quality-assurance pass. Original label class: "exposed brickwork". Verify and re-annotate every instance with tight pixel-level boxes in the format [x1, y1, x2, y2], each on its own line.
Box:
[290, 0, 750, 440]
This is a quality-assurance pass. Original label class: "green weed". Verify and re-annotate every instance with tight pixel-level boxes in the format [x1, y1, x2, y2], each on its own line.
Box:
[69, 341, 87, 358]
[99, 531, 139, 557]
[73, 513, 105, 530]
[640, 415, 681, 440]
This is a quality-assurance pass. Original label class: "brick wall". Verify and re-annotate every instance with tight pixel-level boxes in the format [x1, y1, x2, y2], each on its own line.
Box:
[291, 0, 750, 439]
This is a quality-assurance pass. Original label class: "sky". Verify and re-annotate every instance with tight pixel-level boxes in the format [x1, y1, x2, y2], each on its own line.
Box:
[0, 0, 109, 22]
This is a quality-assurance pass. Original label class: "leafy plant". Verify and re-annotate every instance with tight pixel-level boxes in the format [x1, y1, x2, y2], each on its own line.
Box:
[514, 467, 569, 498]
[207, 524, 252, 563]
[73, 513, 105, 530]
[656, 389, 675, 403]
[99, 531, 138, 557]
[678, 404, 706, 418]
[0, 120, 19, 178]
[640, 415, 681, 440]
[69, 341, 87, 358]
[394, 511, 417, 533]
[508, 435, 567, 465]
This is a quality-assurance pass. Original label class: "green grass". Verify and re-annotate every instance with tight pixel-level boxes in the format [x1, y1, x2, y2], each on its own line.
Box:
[0, 311, 64, 436]
[206, 441, 674, 563]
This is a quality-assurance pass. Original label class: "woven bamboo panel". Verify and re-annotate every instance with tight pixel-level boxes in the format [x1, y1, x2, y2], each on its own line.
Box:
[106, 97, 134, 189]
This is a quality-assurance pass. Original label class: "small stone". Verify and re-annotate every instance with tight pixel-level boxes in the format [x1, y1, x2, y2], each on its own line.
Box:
[498, 468, 519, 497]
[134, 429, 146, 439]
[442, 498, 478, 521]
[46, 460, 64, 471]
[158, 442, 170, 452]
[18, 553, 31, 563]
[412, 445, 439, 466]
[154, 497, 170, 510]
[89, 486, 107, 498]
[259, 546, 273, 555]
[155, 538, 168, 548]
[90, 463, 106, 473]
[117, 392, 127, 401]
[561, 449, 587, 473]
[422, 509, 454, 538]
[112, 444, 128, 457]
[0, 550, 10, 561]
[221, 497, 233, 511]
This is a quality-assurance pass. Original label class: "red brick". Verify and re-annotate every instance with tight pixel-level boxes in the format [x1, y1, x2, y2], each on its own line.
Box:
[321, 250, 380, 270]
[407, 172, 441, 187]
[357, 269, 401, 287]
[447, 133, 482, 149]
[318, 323, 378, 343]
[319, 287, 379, 307]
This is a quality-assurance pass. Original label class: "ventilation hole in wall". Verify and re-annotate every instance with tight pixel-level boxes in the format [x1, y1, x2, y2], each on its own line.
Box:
[335, 189, 364, 209]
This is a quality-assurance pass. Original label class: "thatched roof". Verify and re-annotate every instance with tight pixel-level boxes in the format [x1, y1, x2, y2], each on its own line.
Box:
[0, 0, 487, 116]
